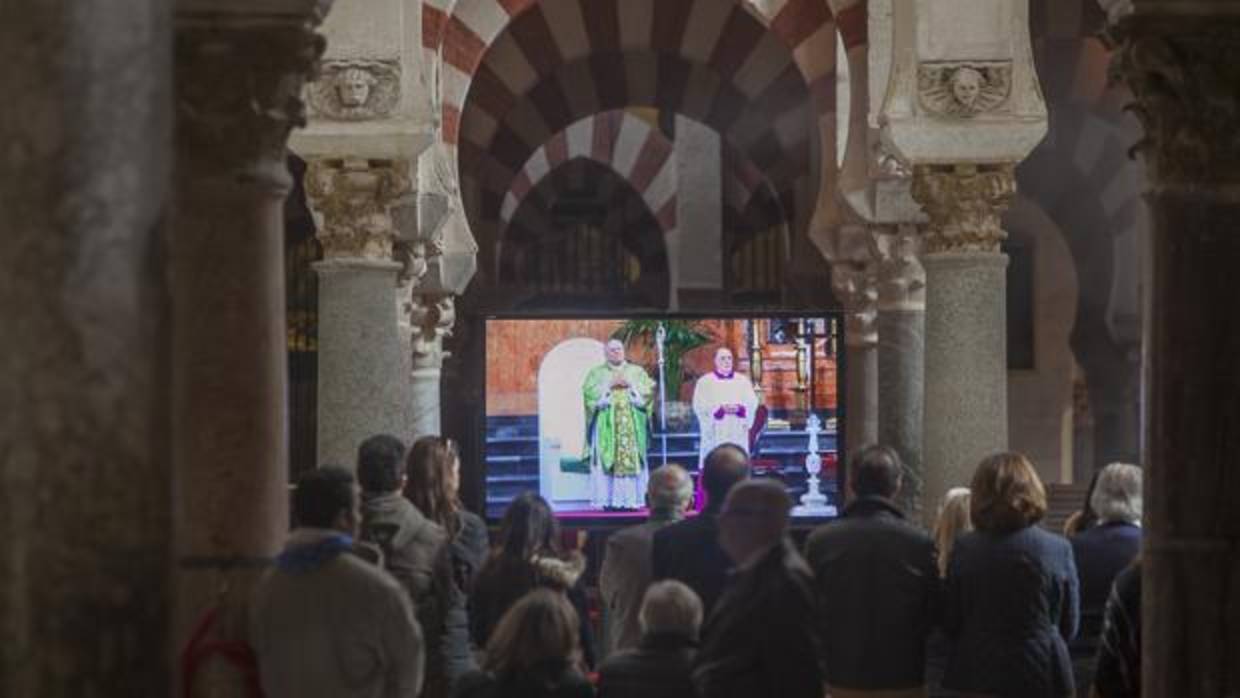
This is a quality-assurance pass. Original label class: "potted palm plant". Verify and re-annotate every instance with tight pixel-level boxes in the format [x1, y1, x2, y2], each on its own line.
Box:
[612, 319, 712, 430]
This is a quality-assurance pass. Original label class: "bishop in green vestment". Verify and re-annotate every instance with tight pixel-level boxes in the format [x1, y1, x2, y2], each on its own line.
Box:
[583, 339, 655, 509]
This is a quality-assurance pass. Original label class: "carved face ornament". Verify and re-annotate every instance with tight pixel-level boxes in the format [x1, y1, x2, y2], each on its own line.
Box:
[951, 68, 983, 109]
[336, 68, 375, 108]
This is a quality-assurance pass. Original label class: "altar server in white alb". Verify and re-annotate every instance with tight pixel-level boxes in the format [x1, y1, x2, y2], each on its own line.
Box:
[692, 347, 760, 467]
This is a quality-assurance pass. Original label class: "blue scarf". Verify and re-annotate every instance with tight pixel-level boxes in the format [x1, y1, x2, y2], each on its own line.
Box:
[275, 533, 354, 574]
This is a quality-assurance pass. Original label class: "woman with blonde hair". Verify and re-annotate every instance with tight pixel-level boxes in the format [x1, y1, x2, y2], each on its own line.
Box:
[942, 452, 1080, 698]
[933, 487, 973, 578]
[454, 589, 594, 698]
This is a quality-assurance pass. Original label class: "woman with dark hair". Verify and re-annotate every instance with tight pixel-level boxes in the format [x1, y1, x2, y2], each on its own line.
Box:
[943, 452, 1080, 698]
[469, 492, 595, 667]
[1063, 468, 1102, 537]
[454, 589, 594, 698]
[406, 435, 491, 684]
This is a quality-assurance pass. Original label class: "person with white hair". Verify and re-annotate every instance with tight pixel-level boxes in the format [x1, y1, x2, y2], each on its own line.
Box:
[583, 338, 656, 510]
[596, 580, 703, 698]
[600, 464, 694, 653]
[1069, 462, 1143, 695]
[691, 347, 759, 468]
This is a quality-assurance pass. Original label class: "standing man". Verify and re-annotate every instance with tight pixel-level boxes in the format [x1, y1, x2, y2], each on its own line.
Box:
[651, 443, 749, 618]
[600, 464, 695, 654]
[692, 348, 759, 467]
[250, 466, 425, 698]
[583, 338, 656, 510]
[693, 480, 824, 698]
[804, 444, 940, 697]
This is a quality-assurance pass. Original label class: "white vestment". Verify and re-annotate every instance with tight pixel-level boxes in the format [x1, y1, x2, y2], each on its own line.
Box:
[692, 371, 759, 467]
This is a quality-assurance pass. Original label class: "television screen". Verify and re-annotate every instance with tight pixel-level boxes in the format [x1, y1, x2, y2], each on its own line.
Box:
[483, 315, 843, 523]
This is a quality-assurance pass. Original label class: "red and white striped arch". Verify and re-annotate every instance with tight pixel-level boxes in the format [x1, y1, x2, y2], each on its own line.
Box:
[499, 110, 678, 232]
[422, 0, 840, 252]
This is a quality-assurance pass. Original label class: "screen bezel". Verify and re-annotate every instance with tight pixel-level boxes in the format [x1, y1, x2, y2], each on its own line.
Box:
[480, 310, 848, 528]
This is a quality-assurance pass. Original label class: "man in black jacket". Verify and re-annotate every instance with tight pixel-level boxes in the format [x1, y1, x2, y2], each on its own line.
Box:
[597, 579, 702, 698]
[804, 444, 941, 697]
[693, 480, 825, 698]
[650, 443, 748, 618]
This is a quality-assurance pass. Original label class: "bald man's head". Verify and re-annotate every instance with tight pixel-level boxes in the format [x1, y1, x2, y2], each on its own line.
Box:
[718, 479, 791, 564]
[702, 443, 749, 511]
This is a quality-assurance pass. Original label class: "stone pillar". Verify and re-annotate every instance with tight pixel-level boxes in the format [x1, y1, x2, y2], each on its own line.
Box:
[830, 226, 879, 458]
[305, 156, 413, 465]
[1109, 10, 1240, 695]
[407, 293, 456, 440]
[1, 2, 171, 694]
[171, 7, 327, 695]
[871, 225, 928, 518]
[912, 164, 1014, 525]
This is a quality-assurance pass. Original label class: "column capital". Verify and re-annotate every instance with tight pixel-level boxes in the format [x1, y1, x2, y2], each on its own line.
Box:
[911, 163, 1015, 254]
[305, 157, 412, 260]
[869, 224, 927, 311]
[1112, 15, 1240, 192]
[405, 293, 456, 371]
[830, 225, 879, 347]
[175, 14, 326, 188]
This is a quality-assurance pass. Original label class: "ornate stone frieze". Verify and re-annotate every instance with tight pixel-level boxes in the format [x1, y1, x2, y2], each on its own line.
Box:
[305, 157, 411, 259]
[175, 19, 326, 180]
[911, 164, 1015, 254]
[868, 225, 926, 311]
[1112, 16, 1240, 189]
[918, 61, 1013, 118]
[306, 58, 401, 121]
[406, 294, 456, 370]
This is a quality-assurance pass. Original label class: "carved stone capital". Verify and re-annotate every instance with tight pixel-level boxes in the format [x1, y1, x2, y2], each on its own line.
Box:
[307, 58, 401, 121]
[175, 17, 326, 184]
[305, 157, 412, 260]
[830, 226, 879, 347]
[1112, 16, 1240, 190]
[868, 224, 926, 311]
[404, 294, 456, 370]
[911, 164, 1015, 254]
[918, 61, 1013, 119]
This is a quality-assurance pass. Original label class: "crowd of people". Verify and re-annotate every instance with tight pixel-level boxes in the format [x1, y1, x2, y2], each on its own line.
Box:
[246, 436, 1144, 698]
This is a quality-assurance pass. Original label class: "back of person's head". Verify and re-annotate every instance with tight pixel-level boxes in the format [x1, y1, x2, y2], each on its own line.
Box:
[719, 479, 791, 562]
[356, 434, 407, 494]
[483, 588, 580, 675]
[406, 435, 462, 532]
[1090, 462, 1142, 525]
[647, 464, 693, 516]
[848, 444, 904, 499]
[969, 451, 1047, 533]
[702, 443, 749, 510]
[497, 491, 560, 562]
[1065, 467, 1104, 536]
[293, 466, 357, 530]
[639, 580, 703, 641]
[934, 487, 973, 577]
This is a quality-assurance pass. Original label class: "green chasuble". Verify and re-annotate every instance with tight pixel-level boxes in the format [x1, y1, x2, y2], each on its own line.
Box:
[582, 361, 655, 477]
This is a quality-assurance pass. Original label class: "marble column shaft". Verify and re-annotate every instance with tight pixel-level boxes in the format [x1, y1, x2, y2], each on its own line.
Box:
[171, 12, 325, 697]
[913, 164, 1014, 526]
[408, 294, 456, 442]
[1, 2, 172, 694]
[307, 156, 414, 464]
[832, 255, 879, 459]
[1112, 14, 1240, 695]
[872, 227, 927, 519]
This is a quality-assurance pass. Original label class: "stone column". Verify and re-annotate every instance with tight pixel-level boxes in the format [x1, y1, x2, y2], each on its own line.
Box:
[407, 293, 456, 440]
[830, 226, 879, 457]
[1, 2, 171, 694]
[912, 164, 1015, 525]
[1109, 10, 1240, 694]
[306, 157, 413, 466]
[870, 225, 928, 518]
[171, 7, 326, 695]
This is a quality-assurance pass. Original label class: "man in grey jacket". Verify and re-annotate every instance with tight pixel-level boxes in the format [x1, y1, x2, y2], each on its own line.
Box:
[250, 466, 425, 698]
[600, 464, 694, 654]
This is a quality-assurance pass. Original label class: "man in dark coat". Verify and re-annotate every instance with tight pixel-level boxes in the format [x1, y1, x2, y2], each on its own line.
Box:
[597, 579, 702, 698]
[693, 480, 824, 698]
[651, 443, 748, 618]
[805, 444, 941, 696]
[356, 434, 455, 698]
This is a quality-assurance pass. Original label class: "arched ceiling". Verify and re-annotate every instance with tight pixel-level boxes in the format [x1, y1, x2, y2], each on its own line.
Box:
[423, 0, 838, 259]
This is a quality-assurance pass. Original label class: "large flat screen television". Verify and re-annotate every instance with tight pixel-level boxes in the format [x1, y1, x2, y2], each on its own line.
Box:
[483, 314, 844, 524]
